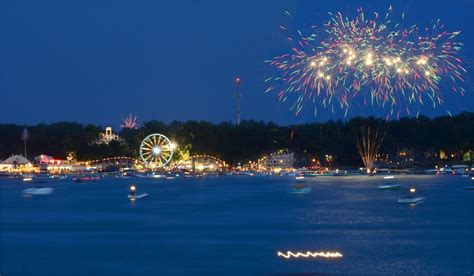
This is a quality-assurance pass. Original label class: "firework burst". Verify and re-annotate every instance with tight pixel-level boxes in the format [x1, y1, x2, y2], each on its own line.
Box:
[121, 113, 138, 129]
[266, 7, 466, 118]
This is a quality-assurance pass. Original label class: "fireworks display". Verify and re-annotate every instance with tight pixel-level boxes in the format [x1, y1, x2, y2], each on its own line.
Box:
[266, 7, 466, 118]
[355, 122, 386, 174]
[121, 113, 138, 129]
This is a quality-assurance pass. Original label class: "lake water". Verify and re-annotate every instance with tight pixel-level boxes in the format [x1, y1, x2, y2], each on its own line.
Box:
[1, 175, 473, 275]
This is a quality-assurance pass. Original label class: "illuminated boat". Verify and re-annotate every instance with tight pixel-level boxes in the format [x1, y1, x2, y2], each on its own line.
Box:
[397, 187, 424, 204]
[128, 185, 148, 200]
[22, 174, 35, 182]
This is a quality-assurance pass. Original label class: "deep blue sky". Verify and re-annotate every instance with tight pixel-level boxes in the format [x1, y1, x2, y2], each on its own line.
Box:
[1, 0, 473, 127]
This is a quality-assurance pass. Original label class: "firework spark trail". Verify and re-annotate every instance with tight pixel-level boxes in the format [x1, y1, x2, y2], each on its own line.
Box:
[277, 251, 343, 259]
[266, 7, 466, 118]
[121, 113, 138, 129]
[355, 120, 386, 173]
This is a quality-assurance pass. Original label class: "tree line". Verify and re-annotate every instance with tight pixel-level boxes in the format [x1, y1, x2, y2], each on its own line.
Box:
[0, 112, 472, 167]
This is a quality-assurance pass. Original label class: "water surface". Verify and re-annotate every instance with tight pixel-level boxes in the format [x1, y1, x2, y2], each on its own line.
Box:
[1, 175, 473, 275]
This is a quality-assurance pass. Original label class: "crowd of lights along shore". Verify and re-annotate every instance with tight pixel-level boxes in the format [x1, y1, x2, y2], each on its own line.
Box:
[265, 7, 466, 118]
[277, 251, 343, 259]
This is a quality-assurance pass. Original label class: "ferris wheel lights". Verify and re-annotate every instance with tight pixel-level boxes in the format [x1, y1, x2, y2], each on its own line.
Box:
[152, 147, 161, 155]
[140, 133, 174, 168]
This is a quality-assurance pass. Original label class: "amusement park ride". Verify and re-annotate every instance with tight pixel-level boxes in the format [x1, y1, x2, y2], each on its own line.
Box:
[139, 133, 176, 168]
[138, 133, 227, 171]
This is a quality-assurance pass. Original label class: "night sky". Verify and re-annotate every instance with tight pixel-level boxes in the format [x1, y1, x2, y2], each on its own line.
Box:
[1, 0, 473, 127]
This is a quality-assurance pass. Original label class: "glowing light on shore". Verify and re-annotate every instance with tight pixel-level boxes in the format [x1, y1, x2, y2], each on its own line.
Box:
[277, 251, 343, 259]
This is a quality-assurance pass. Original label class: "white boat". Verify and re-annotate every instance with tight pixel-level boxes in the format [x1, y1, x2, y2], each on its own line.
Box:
[128, 193, 149, 200]
[22, 174, 35, 182]
[332, 170, 348, 176]
[383, 176, 395, 179]
[397, 197, 425, 204]
[438, 168, 454, 175]
[23, 187, 54, 195]
[452, 165, 469, 175]
[50, 175, 67, 180]
[377, 184, 401, 190]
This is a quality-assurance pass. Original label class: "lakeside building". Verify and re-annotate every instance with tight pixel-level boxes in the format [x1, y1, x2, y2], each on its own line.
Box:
[96, 127, 123, 145]
[257, 151, 295, 172]
[34, 154, 82, 173]
[0, 154, 89, 175]
[0, 154, 37, 174]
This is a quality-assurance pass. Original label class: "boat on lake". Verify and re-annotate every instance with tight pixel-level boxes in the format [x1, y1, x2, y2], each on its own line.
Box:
[378, 184, 401, 190]
[290, 183, 311, 194]
[22, 176, 33, 182]
[398, 197, 425, 204]
[398, 187, 425, 204]
[23, 187, 54, 196]
[128, 185, 148, 200]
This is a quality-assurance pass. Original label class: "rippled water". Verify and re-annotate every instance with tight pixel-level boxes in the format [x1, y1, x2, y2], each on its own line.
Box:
[1, 175, 473, 275]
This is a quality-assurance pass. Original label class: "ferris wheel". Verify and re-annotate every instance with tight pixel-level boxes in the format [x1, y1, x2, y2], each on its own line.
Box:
[139, 133, 176, 168]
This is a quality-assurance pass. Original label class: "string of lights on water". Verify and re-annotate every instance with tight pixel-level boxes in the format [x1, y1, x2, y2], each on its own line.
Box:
[277, 251, 343, 259]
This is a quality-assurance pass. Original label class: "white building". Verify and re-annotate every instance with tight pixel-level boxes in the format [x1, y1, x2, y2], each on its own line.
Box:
[96, 127, 123, 144]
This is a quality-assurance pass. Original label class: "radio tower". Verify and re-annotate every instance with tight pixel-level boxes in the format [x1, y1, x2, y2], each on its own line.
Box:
[235, 77, 241, 125]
